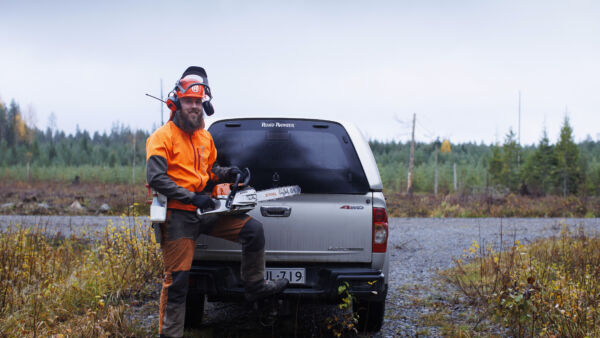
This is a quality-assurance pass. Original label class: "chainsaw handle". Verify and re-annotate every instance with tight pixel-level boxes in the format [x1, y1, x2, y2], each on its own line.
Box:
[225, 168, 251, 209]
[242, 168, 251, 186]
[226, 173, 241, 208]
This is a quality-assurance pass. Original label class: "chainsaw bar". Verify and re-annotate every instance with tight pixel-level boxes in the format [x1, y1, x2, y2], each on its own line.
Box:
[196, 185, 301, 217]
[256, 185, 301, 202]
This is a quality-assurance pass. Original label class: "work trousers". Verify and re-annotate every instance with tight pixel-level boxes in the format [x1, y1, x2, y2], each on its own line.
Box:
[158, 209, 264, 338]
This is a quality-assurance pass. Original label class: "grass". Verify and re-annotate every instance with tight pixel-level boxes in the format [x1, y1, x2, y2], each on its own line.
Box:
[385, 192, 600, 218]
[0, 208, 356, 337]
[0, 209, 162, 336]
[0, 165, 146, 184]
[2, 164, 599, 218]
[434, 223, 600, 337]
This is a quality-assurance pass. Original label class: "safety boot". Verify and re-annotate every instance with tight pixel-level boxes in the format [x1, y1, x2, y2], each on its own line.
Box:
[244, 279, 289, 302]
[241, 249, 289, 302]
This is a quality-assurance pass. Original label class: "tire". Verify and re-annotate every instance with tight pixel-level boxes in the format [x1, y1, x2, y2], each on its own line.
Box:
[353, 298, 386, 333]
[184, 291, 205, 329]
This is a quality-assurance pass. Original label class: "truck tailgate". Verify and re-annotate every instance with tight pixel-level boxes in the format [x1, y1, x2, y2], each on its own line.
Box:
[194, 193, 373, 263]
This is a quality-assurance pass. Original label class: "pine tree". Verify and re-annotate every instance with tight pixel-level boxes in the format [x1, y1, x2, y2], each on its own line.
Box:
[591, 165, 600, 196]
[488, 144, 503, 185]
[555, 116, 581, 196]
[578, 148, 589, 197]
[48, 141, 57, 164]
[0, 100, 6, 143]
[6, 100, 19, 147]
[522, 129, 557, 195]
[30, 140, 40, 164]
[501, 129, 521, 192]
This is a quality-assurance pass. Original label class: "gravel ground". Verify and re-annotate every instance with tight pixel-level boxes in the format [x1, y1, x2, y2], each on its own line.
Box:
[380, 217, 600, 337]
[196, 218, 600, 337]
[0, 215, 141, 236]
[1, 216, 599, 337]
[184, 218, 600, 337]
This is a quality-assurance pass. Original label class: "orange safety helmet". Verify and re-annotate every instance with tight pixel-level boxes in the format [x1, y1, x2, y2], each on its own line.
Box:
[166, 66, 214, 119]
[176, 74, 206, 99]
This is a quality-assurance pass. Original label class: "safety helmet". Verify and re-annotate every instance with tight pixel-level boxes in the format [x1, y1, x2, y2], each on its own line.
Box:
[176, 74, 206, 100]
[166, 66, 215, 118]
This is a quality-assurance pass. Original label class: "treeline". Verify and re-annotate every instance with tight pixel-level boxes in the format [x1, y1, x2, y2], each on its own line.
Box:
[1, 97, 599, 196]
[371, 117, 600, 197]
[371, 140, 490, 195]
[0, 99, 148, 167]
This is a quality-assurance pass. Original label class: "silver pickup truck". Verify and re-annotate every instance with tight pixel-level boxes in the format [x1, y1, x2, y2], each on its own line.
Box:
[186, 117, 389, 332]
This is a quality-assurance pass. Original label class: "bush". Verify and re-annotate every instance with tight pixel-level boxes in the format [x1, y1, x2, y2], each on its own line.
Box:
[446, 225, 600, 336]
[0, 214, 161, 336]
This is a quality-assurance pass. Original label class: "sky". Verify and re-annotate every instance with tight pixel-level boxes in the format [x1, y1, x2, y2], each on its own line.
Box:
[1, 0, 599, 145]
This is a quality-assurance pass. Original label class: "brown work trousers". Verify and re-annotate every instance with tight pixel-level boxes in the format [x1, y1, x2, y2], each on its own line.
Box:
[158, 209, 261, 338]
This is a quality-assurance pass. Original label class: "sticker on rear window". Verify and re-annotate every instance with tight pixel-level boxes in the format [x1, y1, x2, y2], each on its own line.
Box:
[261, 122, 295, 128]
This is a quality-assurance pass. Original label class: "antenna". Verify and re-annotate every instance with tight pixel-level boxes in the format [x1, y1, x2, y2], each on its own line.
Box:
[145, 93, 166, 103]
[160, 79, 164, 125]
[518, 90, 521, 146]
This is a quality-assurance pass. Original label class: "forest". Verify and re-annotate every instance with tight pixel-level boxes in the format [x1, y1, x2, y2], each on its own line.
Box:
[372, 124, 600, 197]
[1, 97, 599, 197]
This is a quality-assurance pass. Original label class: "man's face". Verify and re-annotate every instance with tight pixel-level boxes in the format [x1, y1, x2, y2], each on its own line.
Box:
[179, 97, 204, 131]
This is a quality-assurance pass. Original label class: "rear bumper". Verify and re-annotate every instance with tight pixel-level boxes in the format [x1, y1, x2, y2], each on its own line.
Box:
[189, 262, 387, 303]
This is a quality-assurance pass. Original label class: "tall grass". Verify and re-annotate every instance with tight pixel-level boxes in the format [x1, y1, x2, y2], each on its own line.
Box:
[445, 224, 600, 336]
[385, 192, 600, 218]
[0, 165, 146, 184]
[0, 213, 161, 336]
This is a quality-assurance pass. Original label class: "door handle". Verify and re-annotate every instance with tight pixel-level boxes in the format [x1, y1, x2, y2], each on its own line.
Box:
[260, 206, 292, 217]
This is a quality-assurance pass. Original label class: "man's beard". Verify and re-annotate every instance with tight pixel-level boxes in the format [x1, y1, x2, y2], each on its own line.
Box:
[175, 109, 204, 133]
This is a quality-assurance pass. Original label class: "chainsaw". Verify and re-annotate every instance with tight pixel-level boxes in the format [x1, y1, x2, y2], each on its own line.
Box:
[196, 168, 300, 216]
[148, 168, 300, 222]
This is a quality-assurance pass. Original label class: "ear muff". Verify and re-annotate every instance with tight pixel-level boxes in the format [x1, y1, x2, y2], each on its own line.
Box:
[202, 86, 214, 116]
[202, 101, 214, 116]
[166, 91, 180, 113]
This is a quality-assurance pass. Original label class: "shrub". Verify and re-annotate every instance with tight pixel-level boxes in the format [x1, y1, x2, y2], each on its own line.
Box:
[445, 224, 600, 336]
[0, 215, 161, 336]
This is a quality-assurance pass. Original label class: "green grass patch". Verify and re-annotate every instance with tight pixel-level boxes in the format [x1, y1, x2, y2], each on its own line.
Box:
[1, 165, 146, 184]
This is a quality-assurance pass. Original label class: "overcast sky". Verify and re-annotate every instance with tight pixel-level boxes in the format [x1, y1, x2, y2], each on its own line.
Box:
[1, 0, 599, 144]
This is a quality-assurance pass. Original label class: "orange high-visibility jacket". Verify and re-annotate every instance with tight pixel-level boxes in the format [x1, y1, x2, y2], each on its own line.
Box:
[146, 121, 219, 211]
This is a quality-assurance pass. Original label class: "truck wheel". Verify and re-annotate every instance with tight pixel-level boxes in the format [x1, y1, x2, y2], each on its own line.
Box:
[353, 298, 385, 332]
[184, 291, 205, 329]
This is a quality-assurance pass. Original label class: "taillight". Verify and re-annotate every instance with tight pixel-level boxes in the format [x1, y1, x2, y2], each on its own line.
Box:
[372, 207, 388, 253]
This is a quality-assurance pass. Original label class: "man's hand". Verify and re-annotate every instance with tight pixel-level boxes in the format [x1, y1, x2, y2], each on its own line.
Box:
[226, 166, 248, 182]
[191, 193, 216, 211]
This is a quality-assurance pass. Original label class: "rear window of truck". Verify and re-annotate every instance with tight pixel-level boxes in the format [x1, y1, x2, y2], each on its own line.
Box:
[208, 119, 370, 194]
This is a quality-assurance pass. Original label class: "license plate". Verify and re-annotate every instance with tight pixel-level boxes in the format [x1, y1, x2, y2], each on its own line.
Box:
[265, 268, 305, 284]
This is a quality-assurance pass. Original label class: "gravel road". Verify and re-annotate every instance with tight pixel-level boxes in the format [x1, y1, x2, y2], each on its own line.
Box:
[382, 217, 600, 337]
[2, 216, 599, 337]
[0, 215, 143, 237]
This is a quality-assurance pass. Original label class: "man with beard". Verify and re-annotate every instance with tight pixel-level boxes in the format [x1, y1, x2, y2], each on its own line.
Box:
[146, 67, 288, 338]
